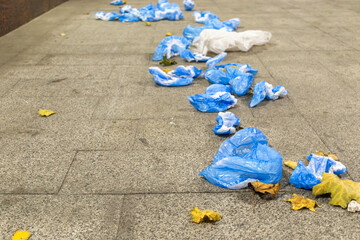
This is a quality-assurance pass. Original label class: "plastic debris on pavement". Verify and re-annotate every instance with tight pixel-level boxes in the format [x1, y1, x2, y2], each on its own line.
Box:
[249, 81, 288, 107]
[199, 127, 283, 189]
[203, 63, 257, 87]
[183, 0, 195, 11]
[289, 154, 347, 190]
[110, 0, 126, 5]
[205, 84, 232, 94]
[149, 65, 201, 86]
[193, 11, 219, 24]
[191, 29, 272, 55]
[187, 84, 237, 112]
[206, 52, 227, 68]
[153, 36, 191, 61]
[179, 48, 211, 62]
[213, 112, 240, 135]
[348, 200, 360, 213]
[95, 0, 183, 22]
[183, 18, 240, 41]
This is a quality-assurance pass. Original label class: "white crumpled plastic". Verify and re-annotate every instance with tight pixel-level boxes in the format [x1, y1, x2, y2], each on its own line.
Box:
[348, 200, 360, 213]
[191, 29, 272, 55]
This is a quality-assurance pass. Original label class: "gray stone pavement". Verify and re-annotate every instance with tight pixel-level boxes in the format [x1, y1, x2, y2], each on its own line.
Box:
[0, 0, 359, 239]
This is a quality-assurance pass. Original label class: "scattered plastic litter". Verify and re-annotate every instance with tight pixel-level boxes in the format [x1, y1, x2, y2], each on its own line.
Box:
[110, 0, 126, 5]
[183, 18, 240, 41]
[149, 65, 201, 86]
[287, 194, 319, 212]
[249, 81, 288, 107]
[179, 48, 211, 62]
[206, 52, 227, 69]
[199, 127, 282, 189]
[191, 29, 272, 55]
[190, 207, 221, 223]
[348, 200, 360, 213]
[204, 64, 257, 86]
[12, 230, 31, 240]
[193, 11, 219, 24]
[183, 0, 195, 11]
[289, 154, 347, 190]
[313, 173, 360, 209]
[213, 112, 240, 135]
[95, 0, 183, 23]
[187, 85, 237, 112]
[230, 71, 254, 96]
[38, 109, 56, 117]
[205, 84, 232, 95]
[153, 36, 191, 61]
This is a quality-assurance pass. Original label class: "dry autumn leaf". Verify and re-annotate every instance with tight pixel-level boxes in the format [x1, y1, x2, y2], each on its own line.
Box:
[190, 207, 221, 223]
[284, 160, 298, 170]
[312, 173, 360, 208]
[12, 230, 31, 240]
[287, 194, 319, 212]
[38, 109, 55, 117]
[248, 182, 280, 200]
[314, 151, 338, 161]
[166, 32, 172, 36]
[162, 68, 172, 73]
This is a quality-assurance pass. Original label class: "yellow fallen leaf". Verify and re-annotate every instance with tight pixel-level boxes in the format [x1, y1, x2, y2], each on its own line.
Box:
[284, 160, 298, 170]
[287, 194, 319, 212]
[313, 173, 360, 208]
[60, 33, 66, 37]
[145, 22, 151, 26]
[162, 68, 172, 73]
[123, 0, 127, 4]
[38, 109, 56, 117]
[314, 151, 338, 161]
[248, 182, 280, 199]
[12, 230, 31, 240]
[166, 32, 172, 36]
[190, 207, 221, 223]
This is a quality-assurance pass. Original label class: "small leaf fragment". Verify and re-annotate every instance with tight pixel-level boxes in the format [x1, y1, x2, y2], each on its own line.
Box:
[248, 182, 280, 200]
[162, 68, 172, 73]
[284, 160, 298, 170]
[60, 33, 66, 37]
[314, 151, 338, 161]
[166, 32, 172, 36]
[38, 109, 56, 117]
[190, 207, 221, 223]
[312, 173, 360, 208]
[145, 22, 151, 26]
[159, 54, 177, 66]
[12, 230, 31, 240]
[287, 194, 319, 212]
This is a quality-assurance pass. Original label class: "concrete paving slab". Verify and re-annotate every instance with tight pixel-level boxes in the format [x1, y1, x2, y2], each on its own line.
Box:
[116, 192, 360, 240]
[0, 195, 123, 240]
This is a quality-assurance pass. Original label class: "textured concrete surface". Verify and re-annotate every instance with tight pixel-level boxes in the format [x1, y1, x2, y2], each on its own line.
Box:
[0, 0, 360, 239]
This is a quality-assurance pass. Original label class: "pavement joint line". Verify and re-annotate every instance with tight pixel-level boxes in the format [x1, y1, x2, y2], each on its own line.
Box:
[114, 195, 126, 239]
[57, 150, 79, 194]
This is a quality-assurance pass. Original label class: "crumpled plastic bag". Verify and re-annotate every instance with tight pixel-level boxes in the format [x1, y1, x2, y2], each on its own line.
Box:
[110, 0, 125, 5]
[96, 0, 183, 23]
[183, 18, 240, 41]
[193, 10, 219, 24]
[179, 48, 211, 62]
[204, 64, 257, 85]
[199, 127, 283, 189]
[191, 29, 272, 55]
[205, 84, 232, 95]
[289, 154, 347, 190]
[249, 81, 288, 107]
[214, 112, 240, 135]
[149, 66, 201, 86]
[206, 52, 227, 69]
[183, 0, 195, 11]
[187, 85, 237, 112]
[95, 11, 121, 21]
[153, 36, 191, 61]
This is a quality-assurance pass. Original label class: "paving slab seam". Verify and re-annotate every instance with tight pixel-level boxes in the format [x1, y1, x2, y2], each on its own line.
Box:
[57, 150, 79, 194]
